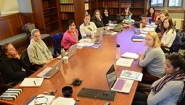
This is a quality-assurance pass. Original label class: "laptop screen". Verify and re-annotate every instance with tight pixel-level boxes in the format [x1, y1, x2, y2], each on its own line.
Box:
[106, 65, 117, 88]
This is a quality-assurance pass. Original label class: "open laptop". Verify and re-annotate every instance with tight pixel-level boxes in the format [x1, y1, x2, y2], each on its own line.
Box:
[91, 31, 103, 44]
[65, 44, 77, 58]
[37, 60, 62, 78]
[106, 65, 134, 93]
[95, 27, 105, 36]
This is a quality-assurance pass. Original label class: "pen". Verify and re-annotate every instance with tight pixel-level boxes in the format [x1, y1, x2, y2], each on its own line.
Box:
[33, 81, 36, 85]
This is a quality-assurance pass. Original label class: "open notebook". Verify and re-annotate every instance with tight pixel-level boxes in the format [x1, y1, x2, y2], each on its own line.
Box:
[106, 65, 134, 93]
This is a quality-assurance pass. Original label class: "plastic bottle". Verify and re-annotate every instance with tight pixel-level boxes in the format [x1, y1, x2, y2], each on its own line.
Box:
[116, 44, 120, 59]
[61, 47, 65, 60]
[140, 21, 142, 29]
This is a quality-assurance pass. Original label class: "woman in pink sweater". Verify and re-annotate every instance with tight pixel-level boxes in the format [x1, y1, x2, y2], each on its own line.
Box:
[61, 20, 78, 50]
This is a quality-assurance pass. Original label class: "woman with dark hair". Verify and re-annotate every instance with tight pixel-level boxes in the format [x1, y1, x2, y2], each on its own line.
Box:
[122, 7, 132, 20]
[92, 9, 104, 28]
[0, 43, 29, 86]
[133, 53, 185, 105]
[161, 18, 176, 53]
[102, 8, 114, 26]
[146, 7, 158, 22]
[61, 20, 78, 50]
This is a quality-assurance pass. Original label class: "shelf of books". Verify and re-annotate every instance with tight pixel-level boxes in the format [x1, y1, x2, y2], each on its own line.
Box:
[97, 0, 146, 21]
[60, 0, 90, 32]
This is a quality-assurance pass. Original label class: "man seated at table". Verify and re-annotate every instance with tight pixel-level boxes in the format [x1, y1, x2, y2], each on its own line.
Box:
[0, 43, 29, 86]
[79, 14, 97, 38]
[27, 29, 53, 66]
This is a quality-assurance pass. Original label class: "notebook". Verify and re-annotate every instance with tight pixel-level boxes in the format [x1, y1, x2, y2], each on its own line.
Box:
[106, 65, 134, 93]
[19, 78, 44, 87]
[37, 60, 62, 78]
[65, 44, 77, 58]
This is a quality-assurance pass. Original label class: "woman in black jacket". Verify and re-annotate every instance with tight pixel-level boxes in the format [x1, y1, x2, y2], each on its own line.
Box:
[102, 8, 115, 26]
[0, 43, 29, 86]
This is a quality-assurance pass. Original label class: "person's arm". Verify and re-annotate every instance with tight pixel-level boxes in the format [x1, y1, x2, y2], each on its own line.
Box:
[139, 49, 155, 67]
[65, 31, 78, 44]
[79, 24, 87, 38]
[162, 29, 176, 47]
[91, 22, 97, 33]
[153, 13, 158, 22]
[147, 81, 183, 105]
[27, 46, 47, 65]
[0, 60, 26, 79]
[18, 59, 30, 72]
[92, 19, 104, 28]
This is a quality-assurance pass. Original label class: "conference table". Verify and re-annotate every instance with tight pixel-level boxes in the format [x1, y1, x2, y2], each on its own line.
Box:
[0, 26, 147, 105]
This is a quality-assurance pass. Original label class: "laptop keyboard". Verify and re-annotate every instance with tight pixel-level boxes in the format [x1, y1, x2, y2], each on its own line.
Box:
[44, 70, 51, 76]
[78, 88, 116, 101]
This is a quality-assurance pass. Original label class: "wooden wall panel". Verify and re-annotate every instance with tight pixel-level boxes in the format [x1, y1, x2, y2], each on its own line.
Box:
[0, 19, 12, 39]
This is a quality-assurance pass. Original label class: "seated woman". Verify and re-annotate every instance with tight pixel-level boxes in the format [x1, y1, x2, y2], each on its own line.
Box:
[80, 14, 97, 38]
[161, 18, 176, 53]
[133, 53, 185, 105]
[146, 7, 158, 22]
[121, 7, 132, 20]
[92, 9, 104, 28]
[0, 43, 29, 86]
[102, 8, 115, 26]
[61, 20, 78, 50]
[27, 29, 53, 66]
[155, 10, 170, 37]
[139, 31, 165, 84]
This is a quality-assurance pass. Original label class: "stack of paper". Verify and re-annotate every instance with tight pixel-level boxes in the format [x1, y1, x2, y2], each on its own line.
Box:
[116, 58, 134, 67]
[119, 70, 143, 81]
[121, 52, 139, 60]
[19, 78, 44, 87]
[131, 36, 143, 42]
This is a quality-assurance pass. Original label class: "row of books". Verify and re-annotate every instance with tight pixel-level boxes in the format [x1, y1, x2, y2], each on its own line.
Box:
[60, 0, 74, 3]
[60, 5, 74, 12]
[61, 13, 69, 20]
[98, 1, 119, 8]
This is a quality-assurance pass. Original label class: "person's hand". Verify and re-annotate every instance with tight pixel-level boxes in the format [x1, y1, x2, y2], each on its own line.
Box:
[139, 53, 145, 60]
[14, 51, 20, 60]
[21, 68, 26, 72]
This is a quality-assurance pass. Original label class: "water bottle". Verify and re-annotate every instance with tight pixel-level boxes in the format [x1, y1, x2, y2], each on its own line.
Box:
[116, 44, 120, 59]
[140, 21, 142, 29]
[61, 47, 65, 60]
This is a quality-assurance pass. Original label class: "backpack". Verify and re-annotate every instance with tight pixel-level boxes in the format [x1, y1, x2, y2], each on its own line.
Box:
[177, 30, 185, 49]
[113, 24, 123, 32]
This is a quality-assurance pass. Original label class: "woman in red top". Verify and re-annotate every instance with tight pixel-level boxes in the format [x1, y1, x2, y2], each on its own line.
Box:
[146, 7, 158, 22]
[61, 20, 78, 50]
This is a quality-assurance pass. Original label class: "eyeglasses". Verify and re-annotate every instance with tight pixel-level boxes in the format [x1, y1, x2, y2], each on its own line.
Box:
[34, 96, 48, 105]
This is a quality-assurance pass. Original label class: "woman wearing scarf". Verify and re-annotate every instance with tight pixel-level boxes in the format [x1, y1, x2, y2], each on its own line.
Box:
[132, 53, 185, 105]
[27, 29, 53, 66]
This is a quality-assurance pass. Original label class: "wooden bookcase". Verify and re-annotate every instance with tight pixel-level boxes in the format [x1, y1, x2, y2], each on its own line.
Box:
[60, 0, 94, 32]
[183, 10, 185, 33]
[97, 0, 147, 21]
[31, 0, 61, 34]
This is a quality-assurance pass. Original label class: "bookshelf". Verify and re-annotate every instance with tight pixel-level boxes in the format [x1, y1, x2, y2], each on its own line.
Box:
[60, 0, 92, 32]
[31, 0, 61, 34]
[97, 0, 147, 21]
[183, 10, 185, 32]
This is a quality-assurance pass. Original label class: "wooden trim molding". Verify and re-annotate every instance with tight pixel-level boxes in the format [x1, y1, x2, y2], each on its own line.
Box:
[156, 10, 184, 13]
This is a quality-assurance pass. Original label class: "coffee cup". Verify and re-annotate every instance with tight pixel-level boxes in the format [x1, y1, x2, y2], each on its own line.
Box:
[63, 56, 68, 64]
[62, 86, 73, 97]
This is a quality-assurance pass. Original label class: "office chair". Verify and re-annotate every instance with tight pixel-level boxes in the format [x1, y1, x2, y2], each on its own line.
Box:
[76, 26, 82, 40]
[50, 32, 63, 57]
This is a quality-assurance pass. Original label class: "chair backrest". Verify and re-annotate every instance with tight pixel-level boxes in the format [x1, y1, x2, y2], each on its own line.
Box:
[20, 49, 31, 66]
[76, 26, 82, 40]
[169, 29, 181, 53]
[27, 23, 36, 32]
[50, 32, 63, 55]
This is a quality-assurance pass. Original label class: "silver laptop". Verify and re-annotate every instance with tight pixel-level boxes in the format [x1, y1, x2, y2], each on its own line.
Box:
[106, 65, 134, 93]
[91, 31, 103, 44]
[65, 44, 77, 58]
[95, 27, 105, 36]
[37, 60, 62, 78]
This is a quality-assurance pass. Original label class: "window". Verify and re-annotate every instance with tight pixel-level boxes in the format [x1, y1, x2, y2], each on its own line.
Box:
[168, 0, 182, 7]
[150, 0, 164, 7]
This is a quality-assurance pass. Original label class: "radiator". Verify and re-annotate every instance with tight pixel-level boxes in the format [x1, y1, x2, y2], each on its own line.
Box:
[172, 18, 184, 29]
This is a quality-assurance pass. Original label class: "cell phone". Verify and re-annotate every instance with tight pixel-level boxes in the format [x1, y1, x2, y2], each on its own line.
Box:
[103, 102, 110, 105]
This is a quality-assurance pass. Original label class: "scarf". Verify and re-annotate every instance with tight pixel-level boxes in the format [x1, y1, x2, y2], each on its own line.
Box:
[153, 70, 185, 93]
[30, 39, 51, 60]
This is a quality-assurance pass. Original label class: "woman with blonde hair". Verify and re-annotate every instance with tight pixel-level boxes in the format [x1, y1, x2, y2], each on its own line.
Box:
[92, 9, 104, 28]
[139, 31, 166, 83]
